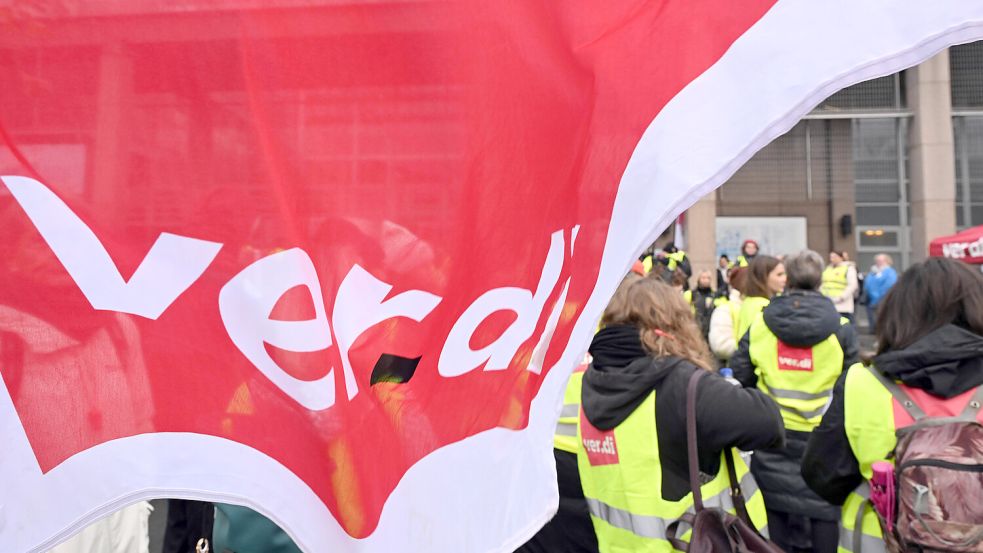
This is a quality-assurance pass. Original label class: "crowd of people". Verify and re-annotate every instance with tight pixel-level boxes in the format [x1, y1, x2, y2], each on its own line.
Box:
[519, 241, 983, 553]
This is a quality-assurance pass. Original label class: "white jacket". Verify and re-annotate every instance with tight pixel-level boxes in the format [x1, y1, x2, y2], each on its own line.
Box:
[48, 501, 152, 553]
[709, 289, 742, 361]
[828, 262, 859, 315]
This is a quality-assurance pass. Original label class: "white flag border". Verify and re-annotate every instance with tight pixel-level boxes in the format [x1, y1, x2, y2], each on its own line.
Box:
[4, 2, 983, 552]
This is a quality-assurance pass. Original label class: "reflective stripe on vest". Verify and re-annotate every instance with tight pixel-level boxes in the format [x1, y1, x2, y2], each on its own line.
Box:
[585, 470, 761, 540]
[822, 265, 849, 299]
[839, 363, 896, 553]
[576, 388, 768, 552]
[838, 482, 887, 553]
[554, 366, 587, 453]
[748, 313, 844, 432]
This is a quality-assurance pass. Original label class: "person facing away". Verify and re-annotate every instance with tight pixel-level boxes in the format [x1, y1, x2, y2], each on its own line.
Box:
[735, 255, 786, 342]
[577, 277, 785, 552]
[802, 257, 983, 553]
[730, 250, 859, 553]
[709, 266, 747, 363]
[862, 253, 898, 333]
[517, 274, 645, 553]
[821, 250, 859, 324]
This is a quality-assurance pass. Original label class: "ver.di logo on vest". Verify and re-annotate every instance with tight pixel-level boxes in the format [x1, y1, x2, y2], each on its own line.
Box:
[777, 341, 813, 371]
[580, 410, 619, 465]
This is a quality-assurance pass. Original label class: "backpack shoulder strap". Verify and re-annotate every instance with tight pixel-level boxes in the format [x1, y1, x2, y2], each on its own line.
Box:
[864, 365, 927, 422]
[958, 383, 983, 421]
[866, 365, 983, 432]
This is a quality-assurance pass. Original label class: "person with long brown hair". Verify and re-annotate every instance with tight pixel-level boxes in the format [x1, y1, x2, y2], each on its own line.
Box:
[576, 277, 784, 551]
[803, 257, 983, 552]
[736, 255, 786, 341]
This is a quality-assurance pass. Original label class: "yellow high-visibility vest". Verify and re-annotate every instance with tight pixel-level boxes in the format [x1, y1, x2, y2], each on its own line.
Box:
[642, 255, 654, 275]
[837, 363, 897, 553]
[665, 251, 687, 272]
[821, 265, 849, 299]
[747, 313, 846, 432]
[577, 382, 768, 552]
[736, 296, 770, 342]
[554, 365, 587, 453]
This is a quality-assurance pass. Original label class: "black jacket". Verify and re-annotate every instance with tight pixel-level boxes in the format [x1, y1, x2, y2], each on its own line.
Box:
[729, 290, 859, 520]
[730, 290, 858, 388]
[802, 324, 983, 505]
[691, 286, 716, 338]
[582, 325, 784, 502]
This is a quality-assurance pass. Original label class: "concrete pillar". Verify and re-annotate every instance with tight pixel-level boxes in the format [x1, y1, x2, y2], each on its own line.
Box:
[908, 51, 956, 263]
[684, 190, 718, 285]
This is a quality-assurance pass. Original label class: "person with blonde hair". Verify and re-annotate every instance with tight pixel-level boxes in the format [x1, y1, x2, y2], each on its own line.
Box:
[686, 269, 717, 338]
[577, 277, 784, 552]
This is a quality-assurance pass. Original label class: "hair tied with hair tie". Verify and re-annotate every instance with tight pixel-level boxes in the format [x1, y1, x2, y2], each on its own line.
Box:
[653, 328, 676, 341]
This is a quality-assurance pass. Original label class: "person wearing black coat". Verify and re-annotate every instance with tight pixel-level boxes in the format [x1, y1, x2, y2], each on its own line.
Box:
[802, 258, 983, 507]
[730, 250, 859, 553]
[582, 325, 785, 502]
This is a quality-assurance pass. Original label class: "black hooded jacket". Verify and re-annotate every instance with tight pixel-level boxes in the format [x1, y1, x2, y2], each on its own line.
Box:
[582, 325, 785, 502]
[730, 290, 858, 387]
[802, 324, 983, 505]
[728, 290, 859, 519]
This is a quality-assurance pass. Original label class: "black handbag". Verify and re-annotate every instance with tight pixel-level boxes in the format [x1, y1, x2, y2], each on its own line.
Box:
[666, 370, 784, 553]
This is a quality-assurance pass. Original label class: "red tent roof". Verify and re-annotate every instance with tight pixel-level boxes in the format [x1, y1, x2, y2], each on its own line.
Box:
[929, 225, 983, 263]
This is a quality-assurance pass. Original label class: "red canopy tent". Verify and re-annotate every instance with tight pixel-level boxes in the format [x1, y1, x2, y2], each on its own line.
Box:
[929, 225, 983, 263]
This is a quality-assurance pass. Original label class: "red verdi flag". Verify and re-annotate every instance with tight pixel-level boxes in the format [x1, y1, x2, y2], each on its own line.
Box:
[2, 2, 983, 551]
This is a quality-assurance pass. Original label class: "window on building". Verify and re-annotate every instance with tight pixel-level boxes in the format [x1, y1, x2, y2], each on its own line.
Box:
[852, 118, 908, 271]
[815, 74, 905, 112]
[951, 41, 983, 228]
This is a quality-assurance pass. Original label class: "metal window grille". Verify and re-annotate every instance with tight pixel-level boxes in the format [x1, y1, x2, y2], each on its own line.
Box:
[951, 41, 983, 109]
[814, 74, 905, 112]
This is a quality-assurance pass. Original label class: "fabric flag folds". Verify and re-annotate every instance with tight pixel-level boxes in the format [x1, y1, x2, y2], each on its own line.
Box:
[1, 1, 983, 551]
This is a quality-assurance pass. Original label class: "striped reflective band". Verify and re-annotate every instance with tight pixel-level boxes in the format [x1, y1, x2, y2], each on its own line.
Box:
[838, 484, 886, 553]
[777, 403, 830, 420]
[838, 527, 887, 553]
[855, 481, 870, 499]
[585, 497, 672, 539]
[555, 422, 577, 437]
[761, 382, 832, 402]
[560, 403, 579, 418]
[586, 471, 759, 539]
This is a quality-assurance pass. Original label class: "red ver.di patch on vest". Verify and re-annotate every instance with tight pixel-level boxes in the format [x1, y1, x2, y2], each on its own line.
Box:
[777, 341, 813, 371]
[580, 410, 620, 466]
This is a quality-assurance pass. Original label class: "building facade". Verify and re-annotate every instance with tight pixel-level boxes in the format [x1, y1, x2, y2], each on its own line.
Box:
[685, 43, 983, 277]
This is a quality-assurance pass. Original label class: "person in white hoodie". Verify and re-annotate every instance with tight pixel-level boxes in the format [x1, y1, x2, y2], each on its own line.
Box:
[709, 266, 747, 363]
